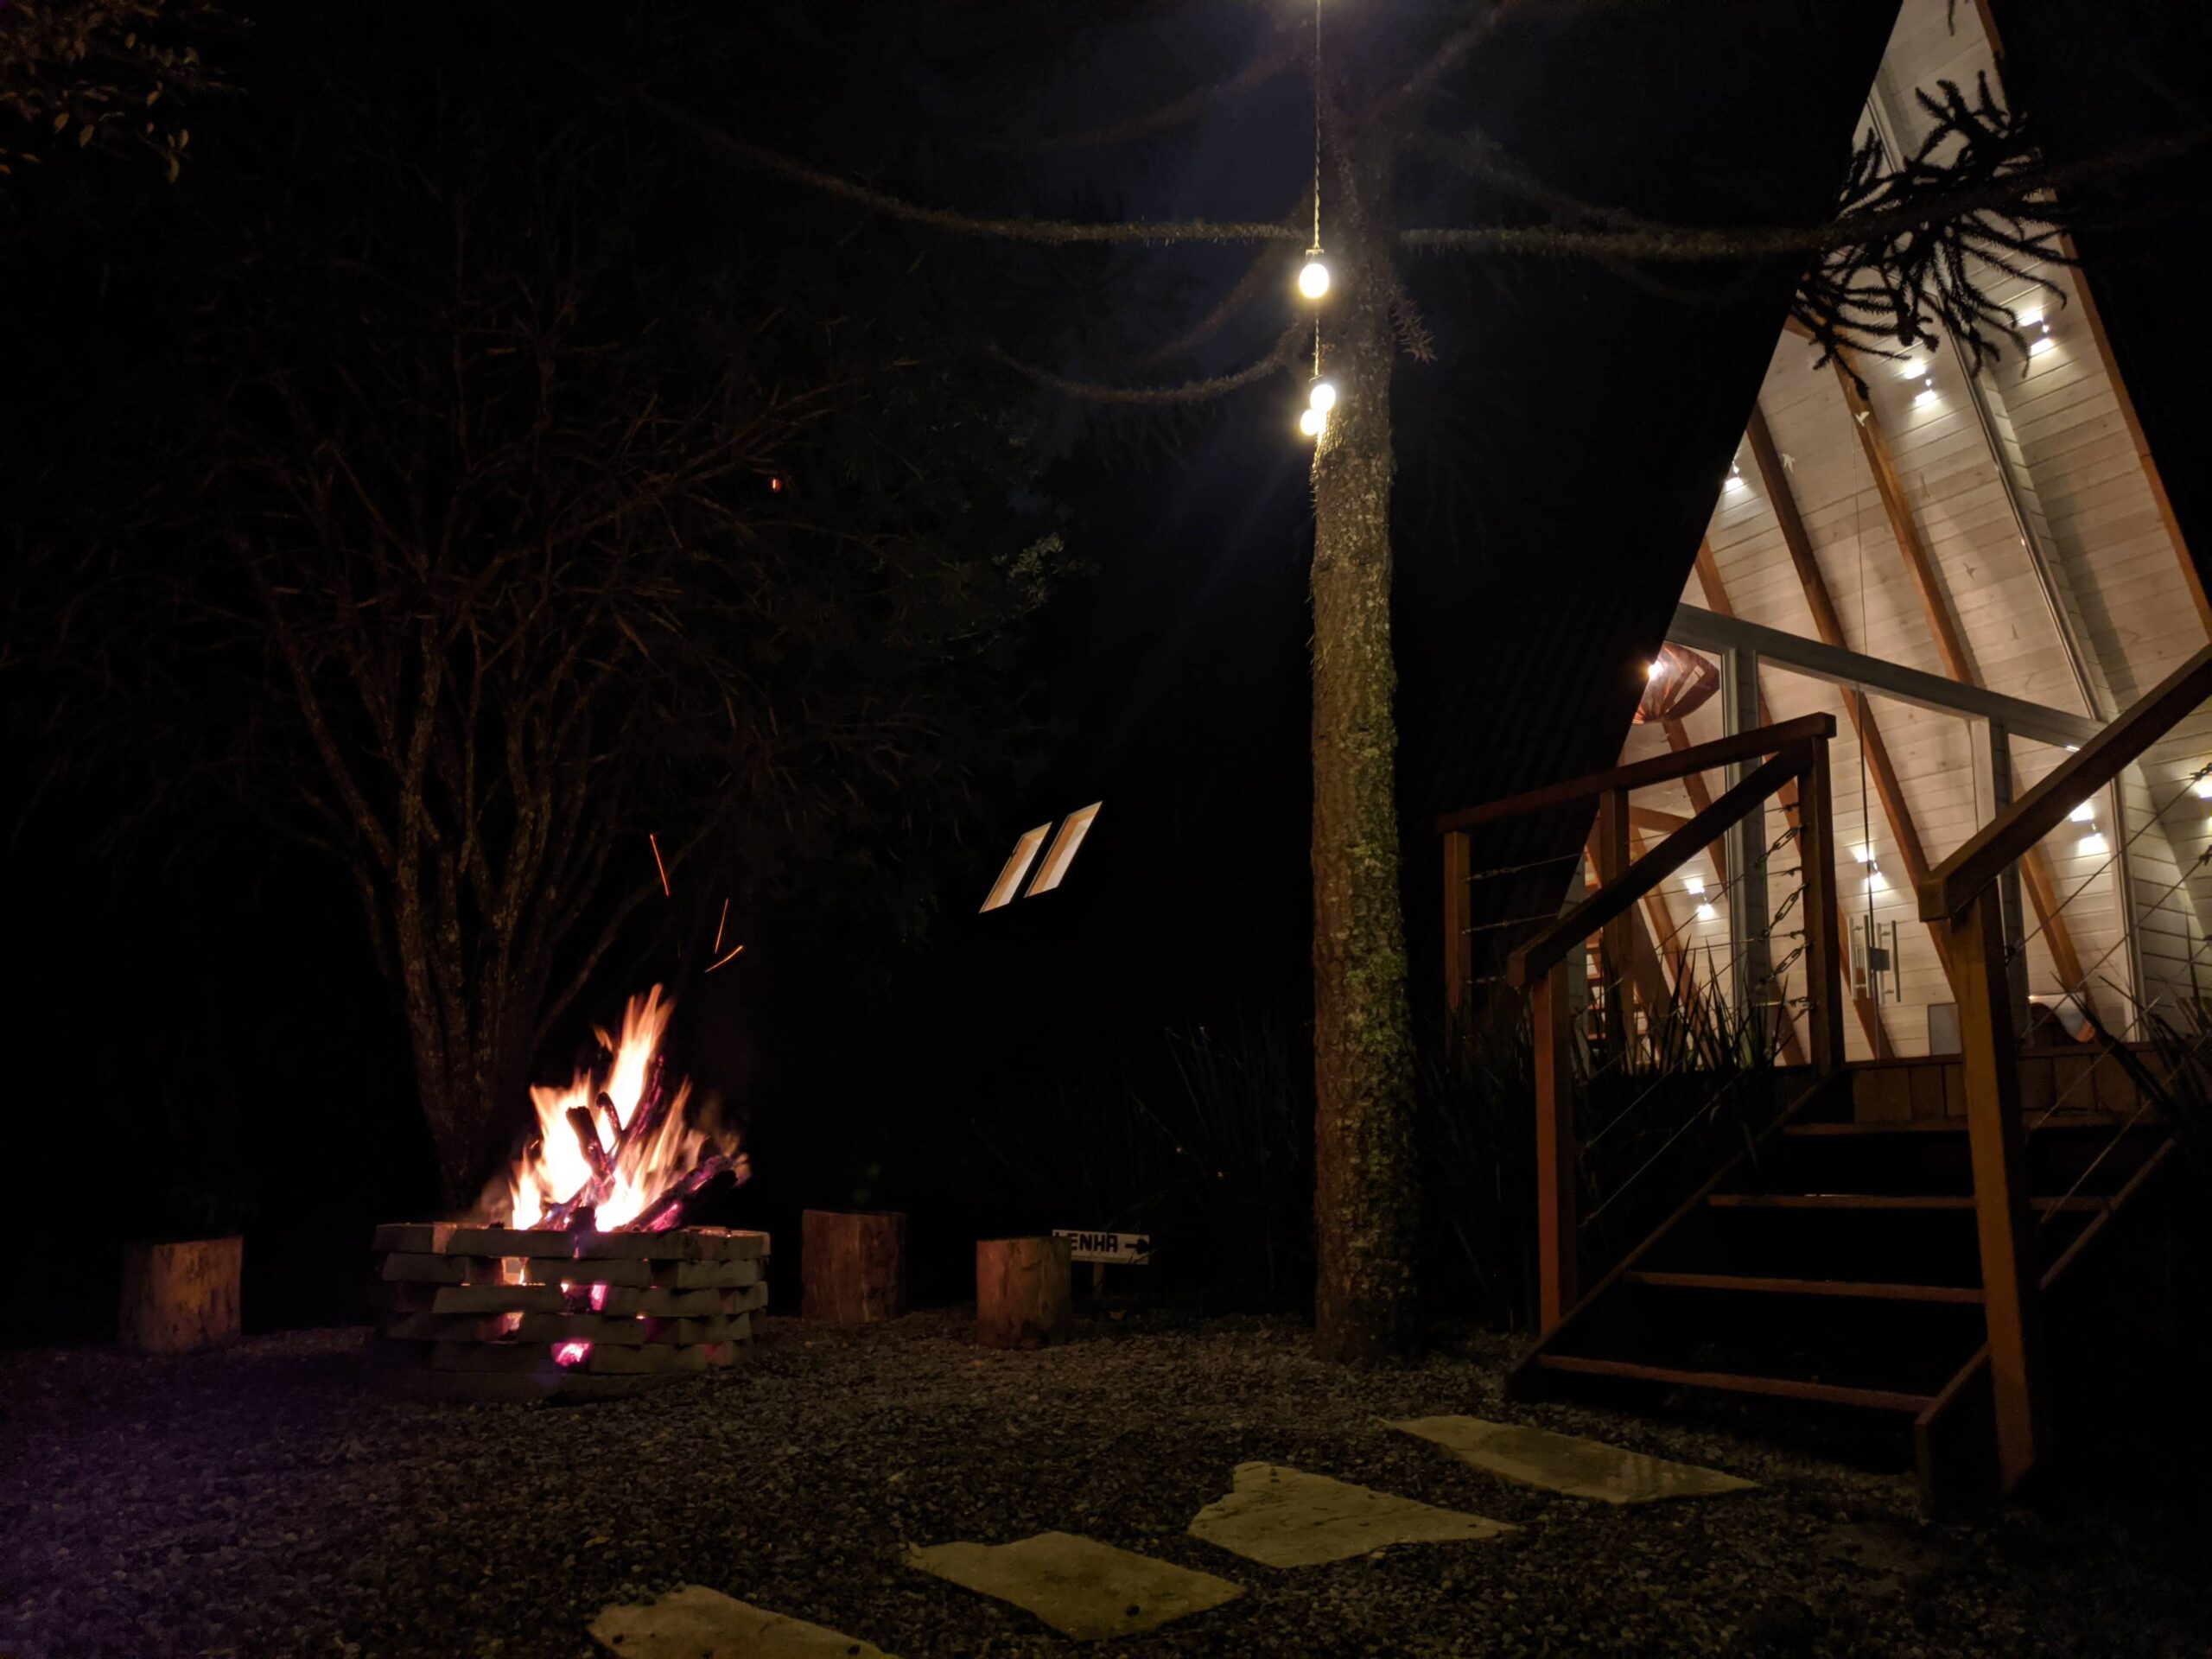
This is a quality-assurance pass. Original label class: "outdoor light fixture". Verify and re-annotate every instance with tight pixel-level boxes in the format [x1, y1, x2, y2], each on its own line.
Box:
[2193, 773, 2212, 800]
[1307, 379, 1338, 413]
[1299, 406, 1327, 438]
[1724, 462, 1745, 493]
[1298, 251, 1332, 300]
[1645, 658, 1664, 682]
[1865, 864, 1887, 893]
[2069, 800, 2095, 823]
[1684, 874, 1706, 895]
[2079, 831, 2110, 857]
[1695, 902, 1719, 923]
[1853, 844, 1875, 866]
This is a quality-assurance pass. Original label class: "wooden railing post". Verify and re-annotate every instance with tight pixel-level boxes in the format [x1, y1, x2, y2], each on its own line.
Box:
[1531, 955, 1577, 1331]
[1595, 788, 1633, 1057]
[1443, 829, 1472, 1025]
[1949, 885, 2047, 1491]
[1798, 735, 1847, 1077]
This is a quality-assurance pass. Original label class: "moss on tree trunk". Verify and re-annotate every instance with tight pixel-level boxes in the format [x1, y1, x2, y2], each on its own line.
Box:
[1307, 190, 1418, 1363]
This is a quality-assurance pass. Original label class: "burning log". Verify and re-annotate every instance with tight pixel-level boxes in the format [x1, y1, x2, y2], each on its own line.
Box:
[567, 1106, 612, 1181]
[629, 1153, 732, 1233]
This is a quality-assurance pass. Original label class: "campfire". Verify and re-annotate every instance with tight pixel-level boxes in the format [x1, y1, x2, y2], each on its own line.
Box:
[370, 987, 767, 1399]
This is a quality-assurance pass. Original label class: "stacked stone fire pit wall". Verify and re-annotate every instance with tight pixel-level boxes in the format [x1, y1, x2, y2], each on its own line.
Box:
[369, 1223, 768, 1400]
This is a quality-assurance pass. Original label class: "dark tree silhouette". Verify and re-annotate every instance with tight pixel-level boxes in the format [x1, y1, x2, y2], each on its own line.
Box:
[16, 16, 1060, 1204]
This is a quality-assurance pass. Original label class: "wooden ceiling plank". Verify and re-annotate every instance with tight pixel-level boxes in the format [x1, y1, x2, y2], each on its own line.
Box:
[1745, 401, 1959, 998]
[1829, 349, 2101, 1021]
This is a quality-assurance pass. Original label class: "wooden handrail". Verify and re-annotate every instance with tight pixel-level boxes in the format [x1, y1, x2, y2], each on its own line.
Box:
[1918, 643, 2212, 922]
[1506, 749, 1805, 988]
[1435, 714, 1836, 834]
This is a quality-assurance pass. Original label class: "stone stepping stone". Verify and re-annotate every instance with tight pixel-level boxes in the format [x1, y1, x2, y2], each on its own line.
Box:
[1387, 1414, 1757, 1505]
[905, 1529, 1243, 1640]
[1189, 1460, 1516, 1567]
[590, 1584, 897, 1658]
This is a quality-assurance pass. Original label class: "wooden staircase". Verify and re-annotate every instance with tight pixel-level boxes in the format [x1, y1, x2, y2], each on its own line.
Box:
[1506, 1060, 2181, 1512]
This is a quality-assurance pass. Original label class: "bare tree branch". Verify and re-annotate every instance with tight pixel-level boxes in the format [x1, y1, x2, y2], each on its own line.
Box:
[622, 80, 1304, 246]
[990, 321, 1306, 404]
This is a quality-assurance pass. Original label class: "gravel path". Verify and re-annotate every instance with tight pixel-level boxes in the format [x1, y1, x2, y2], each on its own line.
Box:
[3, 1313, 2205, 1657]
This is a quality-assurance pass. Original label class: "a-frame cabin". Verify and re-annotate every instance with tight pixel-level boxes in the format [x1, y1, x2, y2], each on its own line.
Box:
[1441, 0, 2212, 1515]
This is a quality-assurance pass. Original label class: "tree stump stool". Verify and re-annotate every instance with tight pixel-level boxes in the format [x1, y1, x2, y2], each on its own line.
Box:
[976, 1235, 1072, 1350]
[801, 1209, 906, 1323]
[120, 1236, 243, 1354]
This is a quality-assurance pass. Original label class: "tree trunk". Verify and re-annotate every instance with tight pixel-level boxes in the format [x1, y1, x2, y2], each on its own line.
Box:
[1308, 166, 1419, 1363]
[400, 938, 539, 1209]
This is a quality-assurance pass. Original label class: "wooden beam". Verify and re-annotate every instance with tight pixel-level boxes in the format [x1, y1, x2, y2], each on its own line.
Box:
[1510, 753, 1804, 989]
[1831, 354, 2100, 1022]
[1949, 887, 2049, 1492]
[1532, 957, 1577, 1331]
[1923, 644, 2212, 920]
[1746, 403, 1957, 988]
[1681, 544, 1892, 1058]
[1435, 714, 1834, 833]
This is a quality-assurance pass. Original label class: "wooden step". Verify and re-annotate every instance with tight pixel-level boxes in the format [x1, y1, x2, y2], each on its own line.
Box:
[1707, 1192, 2104, 1213]
[1623, 1269, 1984, 1304]
[1530, 1353, 1935, 1414]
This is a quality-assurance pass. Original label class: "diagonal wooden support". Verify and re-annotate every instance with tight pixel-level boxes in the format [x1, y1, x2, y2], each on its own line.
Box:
[1746, 404, 1957, 992]
[1681, 543, 1890, 1058]
[1829, 359, 2100, 1031]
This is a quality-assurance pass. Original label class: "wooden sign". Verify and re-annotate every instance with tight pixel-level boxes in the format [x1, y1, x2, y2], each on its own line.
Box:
[1052, 1229, 1153, 1266]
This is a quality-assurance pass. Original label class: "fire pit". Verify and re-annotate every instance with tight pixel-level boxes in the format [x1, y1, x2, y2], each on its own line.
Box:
[369, 1222, 767, 1400]
[370, 984, 766, 1400]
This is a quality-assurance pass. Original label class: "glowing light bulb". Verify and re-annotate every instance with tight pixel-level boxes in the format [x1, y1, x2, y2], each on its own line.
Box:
[1298, 254, 1332, 300]
[1299, 406, 1326, 438]
[1307, 380, 1338, 413]
[1646, 658, 1665, 682]
[1684, 874, 1707, 896]
[2193, 774, 2212, 800]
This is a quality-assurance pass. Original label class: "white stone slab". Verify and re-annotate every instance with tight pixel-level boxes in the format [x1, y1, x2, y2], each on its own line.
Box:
[905, 1529, 1243, 1640]
[1189, 1461, 1516, 1567]
[590, 1585, 897, 1658]
[1387, 1414, 1757, 1505]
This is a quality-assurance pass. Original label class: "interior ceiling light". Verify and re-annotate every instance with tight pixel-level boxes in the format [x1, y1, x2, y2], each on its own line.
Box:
[1695, 902, 1718, 922]
[1684, 874, 1707, 895]
[2069, 801, 2094, 823]
[2079, 831, 2110, 857]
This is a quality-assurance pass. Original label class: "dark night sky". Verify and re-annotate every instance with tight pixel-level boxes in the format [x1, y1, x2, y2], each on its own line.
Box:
[12, 0, 2205, 1338]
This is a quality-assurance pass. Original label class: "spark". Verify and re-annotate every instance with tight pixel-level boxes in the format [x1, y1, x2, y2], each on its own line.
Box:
[713, 897, 729, 953]
[649, 833, 671, 897]
[707, 942, 747, 973]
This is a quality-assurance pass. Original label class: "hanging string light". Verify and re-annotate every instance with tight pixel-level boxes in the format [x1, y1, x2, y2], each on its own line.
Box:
[1299, 0, 1331, 438]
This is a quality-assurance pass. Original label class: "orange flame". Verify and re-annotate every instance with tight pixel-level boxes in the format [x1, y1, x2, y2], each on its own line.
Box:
[482, 985, 741, 1232]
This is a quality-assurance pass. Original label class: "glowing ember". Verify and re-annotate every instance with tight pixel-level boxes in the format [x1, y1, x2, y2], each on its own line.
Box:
[480, 985, 745, 1234]
[552, 1340, 591, 1367]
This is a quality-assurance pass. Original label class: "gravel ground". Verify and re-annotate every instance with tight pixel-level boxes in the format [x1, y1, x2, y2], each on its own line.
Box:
[3, 1312, 2206, 1658]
